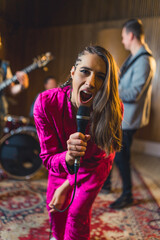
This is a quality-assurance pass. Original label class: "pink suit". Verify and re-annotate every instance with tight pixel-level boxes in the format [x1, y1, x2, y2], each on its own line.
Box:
[34, 86, 115, 240]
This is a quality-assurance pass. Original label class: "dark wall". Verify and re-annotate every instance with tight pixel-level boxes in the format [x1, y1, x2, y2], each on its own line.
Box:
[1, 0, 160, 142]
[1, 0, 160, 29]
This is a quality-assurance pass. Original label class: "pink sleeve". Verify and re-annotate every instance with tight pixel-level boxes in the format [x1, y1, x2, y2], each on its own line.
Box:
[33, 93, 71, 175]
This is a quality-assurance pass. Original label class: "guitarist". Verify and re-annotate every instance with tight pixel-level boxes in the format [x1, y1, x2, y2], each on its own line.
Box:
[0, 59, 29, 115]
[0, 59, 29, 137]
[0, 59, 29, 179]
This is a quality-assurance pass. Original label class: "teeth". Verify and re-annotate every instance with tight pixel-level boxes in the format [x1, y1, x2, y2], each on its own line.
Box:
[83, 90, 91, 95]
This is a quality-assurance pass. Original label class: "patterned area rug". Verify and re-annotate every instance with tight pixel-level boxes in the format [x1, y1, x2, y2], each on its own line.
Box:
[0, 167, 160, 240]
[91, 167, 160, 240]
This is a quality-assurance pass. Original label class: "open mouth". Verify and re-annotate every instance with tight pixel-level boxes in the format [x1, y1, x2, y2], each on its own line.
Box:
[80, 90, 93, 104]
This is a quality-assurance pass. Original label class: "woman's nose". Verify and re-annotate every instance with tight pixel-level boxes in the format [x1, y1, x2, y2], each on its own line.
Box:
[86, 74, 95, 88]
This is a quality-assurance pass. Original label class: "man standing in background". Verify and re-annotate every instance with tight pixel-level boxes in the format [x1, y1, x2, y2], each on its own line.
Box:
[103, 18, 156, 209]
[29, 76, 57, 117]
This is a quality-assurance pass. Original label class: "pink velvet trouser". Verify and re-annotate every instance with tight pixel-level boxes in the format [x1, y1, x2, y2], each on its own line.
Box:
[47, 159, 112, 240]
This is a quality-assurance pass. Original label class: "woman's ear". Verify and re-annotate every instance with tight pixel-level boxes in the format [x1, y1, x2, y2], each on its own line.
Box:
[70, 66, 75, 78]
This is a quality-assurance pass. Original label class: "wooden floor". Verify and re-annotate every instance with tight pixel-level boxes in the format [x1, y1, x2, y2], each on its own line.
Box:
[131, 151, 160, 205]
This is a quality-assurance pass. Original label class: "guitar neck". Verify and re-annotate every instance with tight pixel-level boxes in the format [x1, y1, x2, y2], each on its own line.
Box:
[0, 62, 38, 92]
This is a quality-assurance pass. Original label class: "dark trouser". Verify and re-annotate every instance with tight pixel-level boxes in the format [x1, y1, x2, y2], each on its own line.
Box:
[104, 129, 137, 196]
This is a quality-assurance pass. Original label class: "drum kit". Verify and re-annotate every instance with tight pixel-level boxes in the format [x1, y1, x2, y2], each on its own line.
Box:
[0, 114, 42, 180]
[0, 52, 54, 180]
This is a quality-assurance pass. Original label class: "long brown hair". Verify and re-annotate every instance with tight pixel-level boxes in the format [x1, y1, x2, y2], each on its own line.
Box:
[61, 45, 122, 154]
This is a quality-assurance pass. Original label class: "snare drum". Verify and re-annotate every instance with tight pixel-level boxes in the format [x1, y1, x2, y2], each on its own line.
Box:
[2, 115, 30, 134]
[0, 126, 42, 180]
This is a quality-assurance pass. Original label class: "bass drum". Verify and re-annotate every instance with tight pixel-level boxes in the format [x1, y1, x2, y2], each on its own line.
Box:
[0, 126, 42, 180]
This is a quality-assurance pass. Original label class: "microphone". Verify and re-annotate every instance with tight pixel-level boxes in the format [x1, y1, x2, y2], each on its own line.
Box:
[74, 106, 90, 173]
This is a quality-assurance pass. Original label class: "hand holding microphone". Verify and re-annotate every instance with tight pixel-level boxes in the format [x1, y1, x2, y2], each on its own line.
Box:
[66, 106, 90, 173]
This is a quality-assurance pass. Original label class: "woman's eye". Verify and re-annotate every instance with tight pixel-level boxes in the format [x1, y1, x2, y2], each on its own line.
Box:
[97, 75, 105, 81]
[80, 69, 89, 74]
